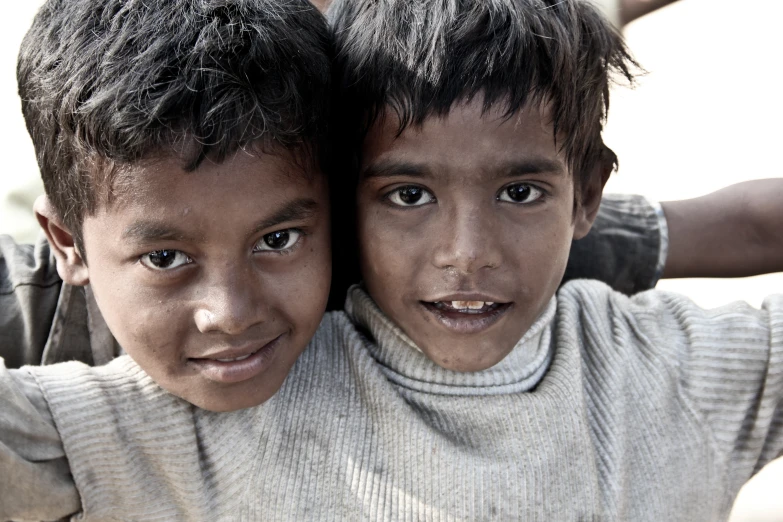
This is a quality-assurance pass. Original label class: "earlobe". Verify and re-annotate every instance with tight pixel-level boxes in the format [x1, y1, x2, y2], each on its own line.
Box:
[34, 195, 90, 286]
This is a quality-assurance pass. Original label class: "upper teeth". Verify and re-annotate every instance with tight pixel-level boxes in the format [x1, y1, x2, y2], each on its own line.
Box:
[449, 301, 494, 310]
[215, 353, 253, 363]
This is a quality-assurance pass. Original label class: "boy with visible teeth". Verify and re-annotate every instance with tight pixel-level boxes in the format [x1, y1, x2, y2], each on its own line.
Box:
[2, 1, 783, 521]
[327, 0, 782, 518]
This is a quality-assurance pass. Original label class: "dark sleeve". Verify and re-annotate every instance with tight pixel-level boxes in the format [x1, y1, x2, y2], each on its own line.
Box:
[0, 234, 62, 368]
[562, 194, 665, 295]
[0, 234, 120, 369]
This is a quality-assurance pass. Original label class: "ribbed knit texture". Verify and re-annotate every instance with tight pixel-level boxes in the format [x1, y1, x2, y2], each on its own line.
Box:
[27, 280, 783, 521]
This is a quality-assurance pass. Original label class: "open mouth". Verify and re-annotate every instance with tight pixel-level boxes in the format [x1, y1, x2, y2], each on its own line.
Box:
[431, 300, 502, 314]
[420, 300, 512, 334]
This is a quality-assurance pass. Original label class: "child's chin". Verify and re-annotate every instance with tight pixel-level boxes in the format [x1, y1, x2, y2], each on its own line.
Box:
[156, 374, 283, 412]
[180, 386, 276, 413]
[422, 343, 514, 373]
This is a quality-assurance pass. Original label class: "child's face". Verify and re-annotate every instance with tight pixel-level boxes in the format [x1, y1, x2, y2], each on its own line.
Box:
[357, 99, 598, 372]
[66, 150, 331, 411]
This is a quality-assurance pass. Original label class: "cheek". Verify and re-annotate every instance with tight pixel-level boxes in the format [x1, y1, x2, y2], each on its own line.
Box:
[307, 224, 333, 292]
[277, 231, 332, 328]
[525, 211, 575, 282]
[87, 265, 190, 359]
[356, 204, 416, 312]
[357, 210, 410, 285]
[119, 299, 190, 360]
[502, 205, 574, 277]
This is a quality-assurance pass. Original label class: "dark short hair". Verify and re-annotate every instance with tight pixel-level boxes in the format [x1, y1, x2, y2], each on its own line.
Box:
[18, 0, 332, 250]
[330, 0, 637, 185]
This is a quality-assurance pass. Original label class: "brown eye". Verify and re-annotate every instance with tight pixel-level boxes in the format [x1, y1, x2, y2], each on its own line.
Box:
[266, 231, 290, 249]
[387, 186, 435, 206]
[254, 229, 302, 252]
[140, 250, 192, 270]
[499, 183, 544, 204]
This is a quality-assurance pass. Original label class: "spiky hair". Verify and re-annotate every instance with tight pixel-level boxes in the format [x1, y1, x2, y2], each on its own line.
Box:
[18, 0, 332, 249]
[330, 0, 637, 182]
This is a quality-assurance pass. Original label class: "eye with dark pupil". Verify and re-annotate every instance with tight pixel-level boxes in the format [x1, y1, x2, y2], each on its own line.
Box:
[265, 231, 290, 249]
[506, 185, 531, 202]
[399, 187, 423, 204]
[148, 250, 177, 268]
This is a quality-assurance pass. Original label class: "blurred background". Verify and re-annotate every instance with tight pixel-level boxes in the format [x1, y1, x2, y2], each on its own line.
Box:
[602, 2, 783, 518]
[0, 0, 780, 519]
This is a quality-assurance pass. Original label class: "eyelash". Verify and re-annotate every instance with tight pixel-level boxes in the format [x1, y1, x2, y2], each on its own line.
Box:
[138, 227, 306, 272]
[382, 183, 547, 207]
[139, 250, 193, 272]
[497, 182, 547, 205]
[384, 185, 437, 207]
[252, 228, 305, 255]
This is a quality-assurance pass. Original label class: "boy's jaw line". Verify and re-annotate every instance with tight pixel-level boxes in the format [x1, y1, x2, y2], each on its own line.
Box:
[187, 333, 286, 385]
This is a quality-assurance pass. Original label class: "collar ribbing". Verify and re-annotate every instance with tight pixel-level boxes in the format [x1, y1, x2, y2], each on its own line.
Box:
[344, 286, 556, 396]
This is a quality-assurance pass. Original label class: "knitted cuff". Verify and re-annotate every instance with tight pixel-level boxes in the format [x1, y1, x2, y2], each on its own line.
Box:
[650, 201, 670, 286]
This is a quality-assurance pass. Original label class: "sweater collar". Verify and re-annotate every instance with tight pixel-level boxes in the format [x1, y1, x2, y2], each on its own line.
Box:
[344, 286, 556, 396]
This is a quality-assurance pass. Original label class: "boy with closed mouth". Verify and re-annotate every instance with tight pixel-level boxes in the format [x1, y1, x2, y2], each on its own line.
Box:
[1, 0, 782, 521]
[0, 2, 336, 518]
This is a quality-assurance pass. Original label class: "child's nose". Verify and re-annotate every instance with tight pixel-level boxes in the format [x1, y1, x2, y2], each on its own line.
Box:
[431, 208, 502, 274]
[193, 264, 267, 336]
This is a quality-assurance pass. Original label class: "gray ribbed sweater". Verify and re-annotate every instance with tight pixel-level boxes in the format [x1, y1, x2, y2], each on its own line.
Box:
[2, 281, 782, 521]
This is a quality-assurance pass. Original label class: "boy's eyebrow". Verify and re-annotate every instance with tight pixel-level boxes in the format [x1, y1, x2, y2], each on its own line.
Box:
[361, 158, 565, 179]
[499, 158, 566, 178]
[250, 198, 319, 234]
[360, 161, 429, 179]
[122, 198, 319, 244]
[122, 222, 193, 243]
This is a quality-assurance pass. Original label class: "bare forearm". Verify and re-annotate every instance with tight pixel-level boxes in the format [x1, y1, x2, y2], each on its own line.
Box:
[661, 179, 783, 279]
[620, 0, 680, 25]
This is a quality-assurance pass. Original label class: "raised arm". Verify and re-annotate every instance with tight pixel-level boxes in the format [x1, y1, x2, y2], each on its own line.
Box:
[661, 178, 783, 279]
[620, 0, 681, 26]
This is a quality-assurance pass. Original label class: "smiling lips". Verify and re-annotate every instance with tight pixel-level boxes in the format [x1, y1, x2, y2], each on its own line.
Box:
[189, 334, 284, 384]
[214, 352, 256, 363]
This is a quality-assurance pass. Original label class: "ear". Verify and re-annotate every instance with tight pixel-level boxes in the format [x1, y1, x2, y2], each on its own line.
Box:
[34, 195, 90, 286]
[572, 152, 612, 240]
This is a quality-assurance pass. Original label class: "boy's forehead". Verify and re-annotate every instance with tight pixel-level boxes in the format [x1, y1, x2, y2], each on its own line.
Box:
[360, 99, 567, 176]
[102, 146, 324, 210]
[81, 149, 328, 246]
